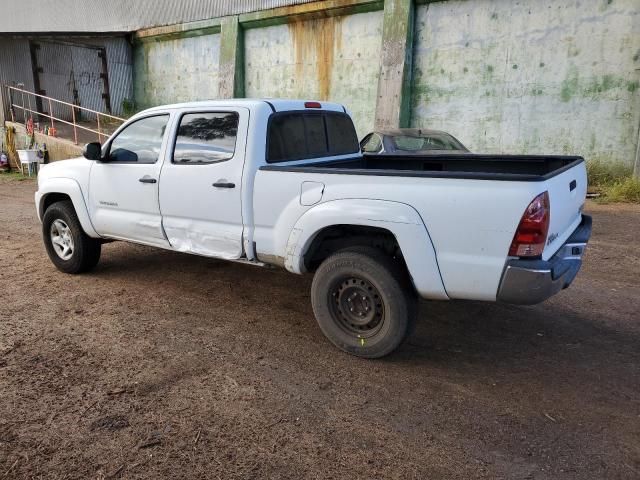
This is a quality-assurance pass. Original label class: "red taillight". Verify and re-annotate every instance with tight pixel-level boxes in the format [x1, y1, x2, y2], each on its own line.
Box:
[509, 191, 550, 257]
[304, 101, 322, 108]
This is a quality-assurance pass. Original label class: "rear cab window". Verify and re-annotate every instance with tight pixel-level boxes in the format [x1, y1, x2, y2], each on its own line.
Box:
[267, 111, 359, 163]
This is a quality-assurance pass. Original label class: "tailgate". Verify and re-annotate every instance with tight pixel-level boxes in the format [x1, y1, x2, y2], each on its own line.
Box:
[541, 160, 587, 261]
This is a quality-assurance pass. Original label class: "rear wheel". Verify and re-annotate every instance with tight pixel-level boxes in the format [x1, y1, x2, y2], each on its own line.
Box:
[311, 247, 417, 358]
[42, 200, 101, 274]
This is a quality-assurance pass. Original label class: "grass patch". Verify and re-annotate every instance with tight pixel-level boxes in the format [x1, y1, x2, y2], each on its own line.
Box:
[0, 170, 37, 182]
[586, 160, 639, 203]
[586, 159, 632, 187]
[600, 177, 640, 203]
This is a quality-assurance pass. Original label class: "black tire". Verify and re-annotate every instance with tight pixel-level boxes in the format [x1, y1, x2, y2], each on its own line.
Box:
[311, 247, 417, 358]
[42, 200, 101, 274]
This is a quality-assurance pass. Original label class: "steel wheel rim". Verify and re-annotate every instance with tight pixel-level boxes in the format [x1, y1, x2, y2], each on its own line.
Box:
[50, 219, 74, 260]
[328, 276, 385, 338]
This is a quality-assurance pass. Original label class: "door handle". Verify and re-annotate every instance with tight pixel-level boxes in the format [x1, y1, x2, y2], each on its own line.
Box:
[212, 181, 235, 188]
[139, 177, 157, 184]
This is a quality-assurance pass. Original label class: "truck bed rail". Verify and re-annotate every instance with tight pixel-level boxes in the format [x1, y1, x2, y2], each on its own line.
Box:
[261, 154, 585, 182]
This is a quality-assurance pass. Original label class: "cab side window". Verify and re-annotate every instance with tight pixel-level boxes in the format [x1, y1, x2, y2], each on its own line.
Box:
[173, 112, 239, 164]
[108, 115, 169, 164]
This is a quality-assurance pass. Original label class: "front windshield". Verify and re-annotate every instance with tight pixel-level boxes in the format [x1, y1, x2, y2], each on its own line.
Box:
[392, 133, 465, 152]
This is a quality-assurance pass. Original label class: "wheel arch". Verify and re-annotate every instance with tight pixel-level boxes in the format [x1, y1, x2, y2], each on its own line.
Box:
[37, 178, 100, 238]
[303, 224, 402, 272]
[284, 199, 449, 300]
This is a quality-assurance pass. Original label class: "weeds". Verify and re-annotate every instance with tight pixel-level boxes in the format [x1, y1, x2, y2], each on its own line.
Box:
[586, 160, 632, 186]
[121, 98, 138, 118]
[600, 177, 640, 203]
[586, 160, 639, 203]
[0, 171, 36, 182]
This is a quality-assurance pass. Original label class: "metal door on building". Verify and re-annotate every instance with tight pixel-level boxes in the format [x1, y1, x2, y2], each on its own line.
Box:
[30, 41, 111, 121]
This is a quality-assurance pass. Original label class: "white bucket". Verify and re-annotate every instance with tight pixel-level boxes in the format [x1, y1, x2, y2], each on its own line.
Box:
[17, 149, 39, 163]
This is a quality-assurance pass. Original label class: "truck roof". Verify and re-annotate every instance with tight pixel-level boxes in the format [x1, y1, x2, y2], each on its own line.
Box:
[140, 99, 347, 115]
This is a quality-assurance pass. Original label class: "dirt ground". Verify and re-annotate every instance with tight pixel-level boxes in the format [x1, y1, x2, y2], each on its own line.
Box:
[0, 175, 639, 480]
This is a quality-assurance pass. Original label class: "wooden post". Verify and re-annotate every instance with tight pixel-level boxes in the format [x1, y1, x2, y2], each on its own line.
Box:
[48, 98, 54, 130]
[219, 16, 244, 99]
[374, 0, 415, 129]
[634, 118, 640, 179]
[72, 104, 78, 145]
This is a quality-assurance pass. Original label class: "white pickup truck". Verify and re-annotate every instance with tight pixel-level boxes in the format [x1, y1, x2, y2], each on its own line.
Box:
[35, 99, 591, 358]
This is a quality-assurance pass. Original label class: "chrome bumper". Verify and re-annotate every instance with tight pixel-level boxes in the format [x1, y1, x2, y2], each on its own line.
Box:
[497, 215, 592, 305]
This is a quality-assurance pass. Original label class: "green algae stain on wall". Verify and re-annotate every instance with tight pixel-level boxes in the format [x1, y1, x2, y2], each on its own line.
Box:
[560, 68, 579, 102]
[410, 0, 640, 167]
[560, 72, 637, 102]
[133, 34, 221, 109]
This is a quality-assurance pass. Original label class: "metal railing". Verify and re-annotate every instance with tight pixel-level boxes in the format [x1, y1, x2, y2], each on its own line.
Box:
[3, 85, 125, 144]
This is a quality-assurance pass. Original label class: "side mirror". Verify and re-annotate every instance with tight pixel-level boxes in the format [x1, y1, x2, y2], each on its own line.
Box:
[82, 142, 102, 161]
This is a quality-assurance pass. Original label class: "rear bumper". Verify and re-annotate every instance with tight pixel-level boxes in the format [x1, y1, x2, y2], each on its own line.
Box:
[497, 215, 592, 305]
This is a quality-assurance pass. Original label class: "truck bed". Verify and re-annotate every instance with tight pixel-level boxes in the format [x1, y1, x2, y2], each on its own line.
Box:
[261, 154, 584, 182]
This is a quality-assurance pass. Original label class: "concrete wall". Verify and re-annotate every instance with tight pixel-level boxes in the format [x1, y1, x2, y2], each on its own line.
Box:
[411, 0, 640, 166]
[244, 11, 383, 137]
[10, 122, 82, 162]
[130, 0, 640, 170]
[133, 33, 221, 109]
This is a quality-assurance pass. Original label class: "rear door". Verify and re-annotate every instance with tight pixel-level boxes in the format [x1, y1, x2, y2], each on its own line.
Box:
[158, 107, 248, 259]
[542, 162, 587, 260]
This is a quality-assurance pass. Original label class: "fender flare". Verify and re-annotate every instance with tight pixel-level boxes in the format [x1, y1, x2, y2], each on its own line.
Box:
[36, 178, 100, 238]
[284, 199, 449, 300]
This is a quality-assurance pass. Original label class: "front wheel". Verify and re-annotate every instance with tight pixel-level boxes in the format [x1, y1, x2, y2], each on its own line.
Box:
[42, 200, 101, 274]
[311, 247, 417, 358]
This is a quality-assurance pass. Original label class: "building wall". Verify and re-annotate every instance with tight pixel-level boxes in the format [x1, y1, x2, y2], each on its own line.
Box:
[133, 33, 221, 109]
[86, 37, 135, 117]
[0, 38, 36, 123]
[0, 38, 35, 90]
[0, 35, 132, 120]
[244, 11, 383, 137]
[129, 0, 639, 168]
[411, 0, 640, 166]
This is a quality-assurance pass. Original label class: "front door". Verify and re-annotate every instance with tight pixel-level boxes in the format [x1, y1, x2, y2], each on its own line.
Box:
[88, 113, 171, 247]
[158, 108, 248, 259]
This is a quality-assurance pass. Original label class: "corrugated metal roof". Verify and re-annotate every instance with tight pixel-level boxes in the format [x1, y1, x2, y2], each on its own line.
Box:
[0, 0, 318, 34]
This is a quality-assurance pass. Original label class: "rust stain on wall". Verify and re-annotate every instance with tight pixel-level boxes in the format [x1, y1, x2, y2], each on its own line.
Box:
[289, 16, 342, 100]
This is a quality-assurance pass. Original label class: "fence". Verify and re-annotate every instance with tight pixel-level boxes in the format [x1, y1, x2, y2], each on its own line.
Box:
[2, 84, 125, 144]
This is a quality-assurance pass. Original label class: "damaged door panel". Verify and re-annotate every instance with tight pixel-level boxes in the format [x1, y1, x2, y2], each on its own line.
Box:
[158, 108, 248, 259]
